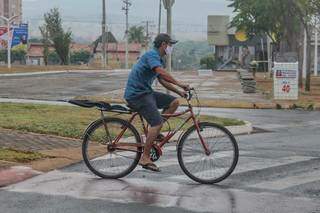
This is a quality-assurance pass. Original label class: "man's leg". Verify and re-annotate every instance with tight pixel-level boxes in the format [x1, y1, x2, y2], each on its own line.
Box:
[140, 123, 163, 165]
[163, 99, 179, 115]
[130, 94, 163, 170]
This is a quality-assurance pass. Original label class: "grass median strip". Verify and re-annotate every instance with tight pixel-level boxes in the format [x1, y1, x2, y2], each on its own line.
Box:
[0, 103, 244, 139]
[0, 148, 48, 163]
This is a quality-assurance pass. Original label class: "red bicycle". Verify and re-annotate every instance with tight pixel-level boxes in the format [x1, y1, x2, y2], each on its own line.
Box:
[69, 89, 239, 184]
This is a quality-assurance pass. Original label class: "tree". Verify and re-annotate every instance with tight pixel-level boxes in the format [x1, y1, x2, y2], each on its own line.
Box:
[0, 49, 26, 64]
[229, 0, 320, 91]
[229, 0, 301, 53]
[200, 54, 217, 70]
[48, 51, 60, 64]
[292, 0, 320, 91]
[172, 41, 213, 70]
[43, 8, 72, 65]
[0, 50, 6, 62]
[128, 26, 145, 43]
[70, 50, 91, 64]
[12, 49, 26, 64]
[39, 25, 50, 66]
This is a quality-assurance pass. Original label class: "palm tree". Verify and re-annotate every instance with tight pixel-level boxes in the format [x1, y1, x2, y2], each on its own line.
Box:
[128, 26, 145, 43]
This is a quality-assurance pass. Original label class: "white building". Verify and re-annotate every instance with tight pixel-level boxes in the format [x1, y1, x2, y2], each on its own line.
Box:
[0, 0, 22, 25]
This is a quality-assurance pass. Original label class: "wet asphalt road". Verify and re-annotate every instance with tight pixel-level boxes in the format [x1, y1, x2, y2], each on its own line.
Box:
[1, 71, 320, 212]
[0, 70, 129, 100]
[1, 108, 320, 213]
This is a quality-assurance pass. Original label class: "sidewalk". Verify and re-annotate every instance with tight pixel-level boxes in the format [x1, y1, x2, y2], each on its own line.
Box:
[0, 128, 83, 187]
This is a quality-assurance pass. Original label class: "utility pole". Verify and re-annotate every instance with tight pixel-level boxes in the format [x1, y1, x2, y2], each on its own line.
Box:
[303, 29, 307, 79]
[267, 36, 272, 78]
[142, 21, 154, 50]
[102, 0, 107, 69]
[163, 0, 174, 94]
[163, 0, 174, 74]
[315, 19, 318, 77]
[122, 0, 131, 69]
[167, 2, 172, 75]
[158, 0, 162, 35]
[0, 15, 19, 69]
[145, 21, 149, 50]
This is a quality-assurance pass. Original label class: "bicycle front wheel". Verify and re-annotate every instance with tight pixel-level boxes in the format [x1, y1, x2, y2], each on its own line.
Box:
[82, 117, 142, 179]
[177, 122, 239, 184]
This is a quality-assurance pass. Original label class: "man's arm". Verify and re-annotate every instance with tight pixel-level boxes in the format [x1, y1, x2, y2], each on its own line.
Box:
[158, 77, 185, 97]
[153, 67, 189, 90]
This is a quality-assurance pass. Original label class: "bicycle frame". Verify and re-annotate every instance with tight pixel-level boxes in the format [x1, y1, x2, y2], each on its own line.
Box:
[108, 99, 211, 156]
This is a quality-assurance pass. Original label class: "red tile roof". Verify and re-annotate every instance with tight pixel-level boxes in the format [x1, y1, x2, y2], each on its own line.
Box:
[96, 42, 142, 53]
[27, 43, 92, 57]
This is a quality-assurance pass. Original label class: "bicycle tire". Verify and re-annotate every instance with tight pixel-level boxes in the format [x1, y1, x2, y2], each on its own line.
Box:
[177, 122, 239, 184]
[82, 117, 142, 179]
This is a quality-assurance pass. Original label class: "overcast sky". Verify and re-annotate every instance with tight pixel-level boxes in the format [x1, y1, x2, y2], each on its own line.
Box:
[22, 0, 233, 41]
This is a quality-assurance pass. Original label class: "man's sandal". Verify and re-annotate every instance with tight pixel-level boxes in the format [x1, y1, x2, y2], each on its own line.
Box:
[139, 162, 160, 172]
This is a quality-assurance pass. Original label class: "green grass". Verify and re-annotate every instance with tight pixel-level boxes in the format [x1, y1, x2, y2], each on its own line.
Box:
[0, 148, 48, 163]
[0, 103, 244, 139]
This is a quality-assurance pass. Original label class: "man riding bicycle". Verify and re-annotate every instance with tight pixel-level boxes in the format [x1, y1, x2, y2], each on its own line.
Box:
[124, 33, 190, 172]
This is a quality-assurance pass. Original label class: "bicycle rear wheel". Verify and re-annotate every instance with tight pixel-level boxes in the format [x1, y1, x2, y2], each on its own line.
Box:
[177, 122, 239, 184]
[82, 117, 142, 179]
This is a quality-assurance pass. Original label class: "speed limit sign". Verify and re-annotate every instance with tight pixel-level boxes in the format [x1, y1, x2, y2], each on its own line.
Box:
[273, 62, 299, 100]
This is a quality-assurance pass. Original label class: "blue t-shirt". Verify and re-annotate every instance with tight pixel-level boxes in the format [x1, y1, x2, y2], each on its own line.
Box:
[124, 48, 164, 100]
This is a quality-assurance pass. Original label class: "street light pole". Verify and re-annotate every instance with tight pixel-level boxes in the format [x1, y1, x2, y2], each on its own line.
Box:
[102, 0, 107, 69]
[122, 0, 131, 70]
[0, 15, 18, 69]
[158, 0, 162, 35]
[315, 19, 318, 77]
[163, 0, 174, 94]
[167, 2, 172, 75]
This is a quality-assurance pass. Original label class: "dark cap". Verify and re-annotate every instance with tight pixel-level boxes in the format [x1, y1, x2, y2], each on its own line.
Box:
[154, 33, 178, 47]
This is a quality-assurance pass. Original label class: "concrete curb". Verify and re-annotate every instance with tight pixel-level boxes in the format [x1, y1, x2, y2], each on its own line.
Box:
[0, 166, 42, 187]
[0, 69, 131, 77]
[227, 120, 253, 135]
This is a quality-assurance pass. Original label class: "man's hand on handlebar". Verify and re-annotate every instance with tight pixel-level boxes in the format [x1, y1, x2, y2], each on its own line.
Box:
[178, 90, 188, 98]
[178, 83, 191, 91]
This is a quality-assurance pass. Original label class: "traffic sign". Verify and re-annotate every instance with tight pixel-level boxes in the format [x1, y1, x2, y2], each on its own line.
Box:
[273, 62, 299, 100]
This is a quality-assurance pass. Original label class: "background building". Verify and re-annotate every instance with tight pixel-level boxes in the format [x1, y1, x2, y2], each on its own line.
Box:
[207, 15, 268, 70]
[0, 0, 22, 25]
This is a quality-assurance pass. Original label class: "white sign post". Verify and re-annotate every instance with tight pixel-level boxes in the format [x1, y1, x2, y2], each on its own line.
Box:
[273, 62, 299, 100]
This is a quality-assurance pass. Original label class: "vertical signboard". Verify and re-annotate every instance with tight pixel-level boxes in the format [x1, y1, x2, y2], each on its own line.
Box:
[207, 15, 229, 46]
[273, 62, 299, 100]
[0, 27, 9, 49]
[0, 23, 28, 50]
[11, 23, 28, 50]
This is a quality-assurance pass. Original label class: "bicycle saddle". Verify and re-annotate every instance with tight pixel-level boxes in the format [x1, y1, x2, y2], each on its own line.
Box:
[68, 99, 112, 111]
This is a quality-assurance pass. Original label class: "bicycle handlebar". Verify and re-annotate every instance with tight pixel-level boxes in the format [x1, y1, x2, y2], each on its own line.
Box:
[185, 88, 195, 101]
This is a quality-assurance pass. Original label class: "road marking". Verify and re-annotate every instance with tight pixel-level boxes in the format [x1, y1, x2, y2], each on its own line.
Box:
[6, 170, 319, 213]
[249, 169, 320, 190]
[96, 150, 239, 174]
[169, 155, 315, 181]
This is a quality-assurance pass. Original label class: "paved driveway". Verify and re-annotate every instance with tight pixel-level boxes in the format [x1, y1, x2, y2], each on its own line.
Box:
[0, 70, 269, 103]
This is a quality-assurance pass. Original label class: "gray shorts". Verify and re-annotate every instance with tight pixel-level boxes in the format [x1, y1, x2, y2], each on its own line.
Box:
[126, 91, 177, 127]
